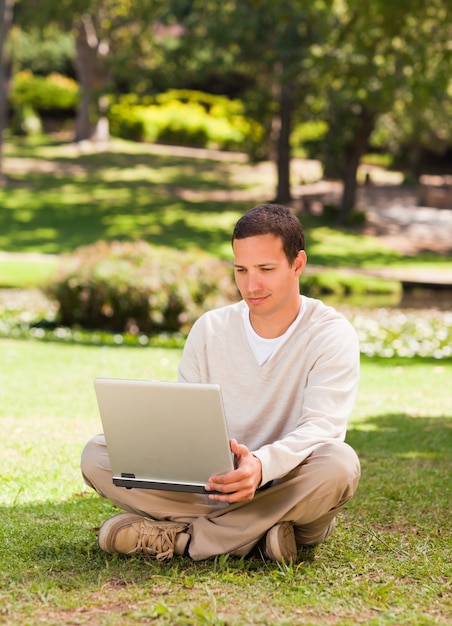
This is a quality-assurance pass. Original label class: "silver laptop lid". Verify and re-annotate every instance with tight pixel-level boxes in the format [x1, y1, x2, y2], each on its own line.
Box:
[94, 378, 234, 493]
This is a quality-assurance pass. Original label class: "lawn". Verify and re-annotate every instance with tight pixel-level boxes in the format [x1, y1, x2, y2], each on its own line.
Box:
[2, 137, 451, 279]
[1, 139, 253, 258]
[1, 338, 451, 625]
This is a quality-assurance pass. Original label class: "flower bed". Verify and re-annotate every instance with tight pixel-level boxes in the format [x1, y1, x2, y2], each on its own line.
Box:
[346, 308, 452, 359]
[0, 290, 451, 359]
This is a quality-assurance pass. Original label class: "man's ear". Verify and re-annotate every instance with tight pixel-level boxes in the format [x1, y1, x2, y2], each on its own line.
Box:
[294, 250, 307, 277]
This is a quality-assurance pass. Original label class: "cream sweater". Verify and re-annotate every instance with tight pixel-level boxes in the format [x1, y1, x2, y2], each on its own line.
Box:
[178, 296, 360, 486]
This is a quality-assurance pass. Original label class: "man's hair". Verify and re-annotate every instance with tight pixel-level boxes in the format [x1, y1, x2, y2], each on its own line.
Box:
[232, 204, 305, 265]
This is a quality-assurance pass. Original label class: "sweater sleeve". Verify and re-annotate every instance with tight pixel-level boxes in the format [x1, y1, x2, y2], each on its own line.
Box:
[177, 316, 205, 383]
[253, 317, 360, 485]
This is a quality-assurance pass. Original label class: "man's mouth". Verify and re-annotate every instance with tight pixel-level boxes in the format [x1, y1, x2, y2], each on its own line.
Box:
[247, 295, 269, 305]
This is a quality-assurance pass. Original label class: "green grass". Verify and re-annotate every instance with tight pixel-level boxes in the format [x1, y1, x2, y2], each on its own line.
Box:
[0, 257, 57, 288]
[1, 139, 249, 258]
[1, 137, 451, 288]
[0, 338, 451, 625]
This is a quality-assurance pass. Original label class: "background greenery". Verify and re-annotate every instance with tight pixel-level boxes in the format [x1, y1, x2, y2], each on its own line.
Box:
[46, 240, 239, 334]
[4, 0, 452, 218]
[1, 137, 451, 358]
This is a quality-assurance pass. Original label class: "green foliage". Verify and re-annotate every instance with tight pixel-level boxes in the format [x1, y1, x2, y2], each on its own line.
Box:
[8, 70, 79, 135]
[300, 0, 452, 215]
[46, 240, 238, 334]
[3, 282, 452, 361]
[291, 119, 329, 155]
[7, 25, 76, 77]
[108, 90, 264, 155]
[107, 97, 149, 142]
[362, 152, 394, 168]
[9, 70, 79, 114]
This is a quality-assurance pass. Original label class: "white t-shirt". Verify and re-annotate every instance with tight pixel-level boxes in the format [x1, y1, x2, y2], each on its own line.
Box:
[241, 299, 306, 366]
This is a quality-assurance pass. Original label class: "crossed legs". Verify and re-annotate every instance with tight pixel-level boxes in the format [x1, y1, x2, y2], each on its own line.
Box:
[81, 434, 360, 560]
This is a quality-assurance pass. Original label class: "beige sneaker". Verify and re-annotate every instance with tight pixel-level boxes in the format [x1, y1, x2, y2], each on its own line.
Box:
[262, 522, 297, 563]
[98, 513, 190, 561]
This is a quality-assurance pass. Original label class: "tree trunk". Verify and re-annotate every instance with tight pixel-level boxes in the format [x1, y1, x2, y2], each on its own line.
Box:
[338, 110, 375, 224]
[275, 82, 293, 204]
[74, 14, 110, 142]
[0, 0, 14, 186]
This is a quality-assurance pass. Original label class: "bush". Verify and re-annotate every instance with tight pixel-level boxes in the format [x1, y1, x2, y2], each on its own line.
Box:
[291, 120, 328, 155]
[10, 70, 79, 113]
[108, 90, 264, 155]
[45, 241, 238, 334]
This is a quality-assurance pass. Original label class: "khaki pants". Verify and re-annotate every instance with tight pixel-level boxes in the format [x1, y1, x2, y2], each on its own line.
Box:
[81, 434, 360, 560]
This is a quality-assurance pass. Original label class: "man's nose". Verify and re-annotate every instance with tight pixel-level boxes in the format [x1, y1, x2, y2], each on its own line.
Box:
[246, 271, 261, 292]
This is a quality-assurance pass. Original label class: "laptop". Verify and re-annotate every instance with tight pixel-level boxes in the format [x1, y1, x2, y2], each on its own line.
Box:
[94, 377, 234, 493]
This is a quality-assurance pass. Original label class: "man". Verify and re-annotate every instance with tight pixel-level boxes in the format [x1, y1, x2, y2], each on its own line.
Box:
[81, 203, 361, 563]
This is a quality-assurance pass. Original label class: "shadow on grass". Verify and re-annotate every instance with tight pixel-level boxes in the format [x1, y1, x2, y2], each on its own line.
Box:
[0, 144, 416, 266]
[305, 226, 407, 268]
[347, 412, 452, 458]
[346, 413, 451, 532]
[1, 147, 255, 255]
[0, 171, 247, 256]
[0, 494, 269, 594]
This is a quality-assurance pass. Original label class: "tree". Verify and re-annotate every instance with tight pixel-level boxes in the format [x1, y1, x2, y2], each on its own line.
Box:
[163, 0, 332, 203]
[0, 0, 14, 185]
[372, 4, 452, 176]
[10, 0, 452, 211]
[73, 11, 110, 141]
[317, 0, 452, 222]
[14, 0, 167, 141]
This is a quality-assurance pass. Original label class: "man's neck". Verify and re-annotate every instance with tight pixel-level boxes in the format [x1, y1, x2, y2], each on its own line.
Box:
[249, 297, 302, 339]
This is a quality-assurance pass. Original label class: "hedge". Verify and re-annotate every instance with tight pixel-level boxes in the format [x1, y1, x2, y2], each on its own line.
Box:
[46, 241, 238, 334]
[108, 90, 264, 155]
[10, 70, 79, 113]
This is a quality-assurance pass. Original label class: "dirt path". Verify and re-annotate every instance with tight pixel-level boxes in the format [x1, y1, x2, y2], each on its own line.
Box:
[358, 185, 452, 256]
[292, 178, 452, 256]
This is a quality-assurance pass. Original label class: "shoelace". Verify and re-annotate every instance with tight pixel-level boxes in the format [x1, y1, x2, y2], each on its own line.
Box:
[136, 521, 187, 561]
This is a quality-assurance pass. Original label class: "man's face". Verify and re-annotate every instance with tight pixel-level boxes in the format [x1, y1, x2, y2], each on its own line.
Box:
[232, 233, 306, 334]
